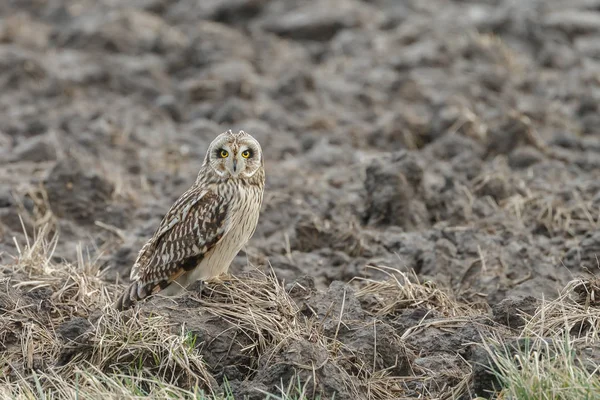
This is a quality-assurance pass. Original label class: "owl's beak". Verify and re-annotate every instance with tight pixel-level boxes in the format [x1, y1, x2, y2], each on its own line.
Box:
[232, 159, 238, 173]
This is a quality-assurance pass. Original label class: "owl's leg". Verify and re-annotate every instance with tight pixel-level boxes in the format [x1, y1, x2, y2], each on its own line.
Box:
[159, 279, 186, 296]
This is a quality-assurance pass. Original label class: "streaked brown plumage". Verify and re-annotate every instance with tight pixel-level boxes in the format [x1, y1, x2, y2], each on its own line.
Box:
[114, 130, 265, 310]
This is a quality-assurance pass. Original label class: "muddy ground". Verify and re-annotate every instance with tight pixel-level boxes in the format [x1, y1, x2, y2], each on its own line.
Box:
[1, 0, 600, 398]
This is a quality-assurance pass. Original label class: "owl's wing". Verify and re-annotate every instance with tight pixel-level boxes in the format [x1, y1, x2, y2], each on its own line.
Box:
[115, 186, 229, 310]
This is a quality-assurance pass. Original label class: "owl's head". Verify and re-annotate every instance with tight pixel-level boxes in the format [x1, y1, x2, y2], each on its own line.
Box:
[204, 130, 263, 179]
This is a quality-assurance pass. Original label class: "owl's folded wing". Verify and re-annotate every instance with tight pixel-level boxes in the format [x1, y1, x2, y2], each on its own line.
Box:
[115, 186, 229, 310]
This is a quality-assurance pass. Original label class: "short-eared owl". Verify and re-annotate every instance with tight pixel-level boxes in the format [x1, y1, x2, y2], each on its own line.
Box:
[115, 130, 265, 310]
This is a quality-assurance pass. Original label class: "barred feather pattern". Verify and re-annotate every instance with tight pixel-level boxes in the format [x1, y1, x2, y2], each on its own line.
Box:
[114, 132, 265, 310]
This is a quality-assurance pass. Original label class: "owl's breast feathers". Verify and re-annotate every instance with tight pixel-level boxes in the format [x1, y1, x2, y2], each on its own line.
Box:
[114, 186, 229, 310]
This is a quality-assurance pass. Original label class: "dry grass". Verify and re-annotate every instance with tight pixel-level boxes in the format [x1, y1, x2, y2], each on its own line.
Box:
[503, 189, 600, 236]
[354, 266, 481, 319]
[0, 221, 500, 400]
[354, 267, 488, 398]
[185, 272, 302, 359]
[4, 223, 598, 400]
[0, 368, 214, 400]
[523, 278, 600, 339]
[0, 225, 215, 399]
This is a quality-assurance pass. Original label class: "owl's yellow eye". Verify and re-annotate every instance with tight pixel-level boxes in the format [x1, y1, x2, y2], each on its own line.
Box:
[241, 150, 250, 158]
[219, 149, 229, 158]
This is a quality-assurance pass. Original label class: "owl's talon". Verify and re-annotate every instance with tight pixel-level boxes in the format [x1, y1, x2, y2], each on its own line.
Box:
[187, 279, 205, 294]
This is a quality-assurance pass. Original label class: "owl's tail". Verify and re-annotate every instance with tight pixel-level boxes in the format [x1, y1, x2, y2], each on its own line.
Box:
[113, 278, 177, 311]
[113, 281, 150, 311]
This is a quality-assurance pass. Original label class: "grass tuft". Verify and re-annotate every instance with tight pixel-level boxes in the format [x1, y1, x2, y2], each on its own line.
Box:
[482, 276, 600, 400]
[483, 335, 600, 400]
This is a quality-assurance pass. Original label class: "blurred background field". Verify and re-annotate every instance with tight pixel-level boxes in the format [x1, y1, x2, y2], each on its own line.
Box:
[1, 0, 600, 399]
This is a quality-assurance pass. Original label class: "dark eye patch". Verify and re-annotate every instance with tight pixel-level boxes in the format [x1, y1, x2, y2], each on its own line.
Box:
[216, 148, 227, 158]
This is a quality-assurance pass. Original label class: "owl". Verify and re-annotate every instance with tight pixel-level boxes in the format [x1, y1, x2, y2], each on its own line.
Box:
[114, 130, 265, 310]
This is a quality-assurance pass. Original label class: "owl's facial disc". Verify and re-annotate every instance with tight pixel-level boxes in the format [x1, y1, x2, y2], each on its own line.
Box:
[207, 130, 262, 179]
